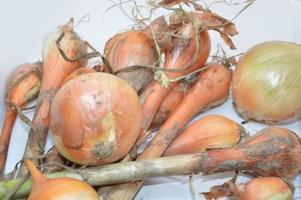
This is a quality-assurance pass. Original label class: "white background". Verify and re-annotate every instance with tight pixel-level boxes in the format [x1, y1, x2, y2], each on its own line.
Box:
[0, 0, 300, 199]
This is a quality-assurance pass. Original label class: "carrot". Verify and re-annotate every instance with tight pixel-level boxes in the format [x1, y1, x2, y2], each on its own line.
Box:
[137, 23, 211, 143]
[100, 63, 232, 200]
[149, 82, 185, 131]
[164, 114, 247, 156]
[17, 19, 87, 177]
[0, 62, 42, 176]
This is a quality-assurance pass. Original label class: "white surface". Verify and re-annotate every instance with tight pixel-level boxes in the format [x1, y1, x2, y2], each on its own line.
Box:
[0, 0, 300, 199]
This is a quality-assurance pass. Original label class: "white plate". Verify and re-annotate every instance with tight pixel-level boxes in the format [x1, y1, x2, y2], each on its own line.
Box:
[0, 0, 300, 199]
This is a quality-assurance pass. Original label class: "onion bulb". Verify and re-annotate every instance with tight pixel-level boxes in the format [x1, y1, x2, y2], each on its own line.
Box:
[49, 73, 142, 165]
[238, 177, 293, 200]
[232, 41, 301, 122]
[104, 30, 158, 92]
[204, 177, 293, 200]
[164, 114, 246, 156]
[0, 62, 42, 175]
[25, 159, 99, 200]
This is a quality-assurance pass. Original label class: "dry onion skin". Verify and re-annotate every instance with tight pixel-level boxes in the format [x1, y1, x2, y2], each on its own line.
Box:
[49, 72, 142, 165]
[232, 41, 301, 123]
[25, 159, 99, 200]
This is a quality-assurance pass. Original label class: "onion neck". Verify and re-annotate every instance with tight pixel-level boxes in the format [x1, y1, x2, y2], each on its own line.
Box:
[24, 160, 48, 187]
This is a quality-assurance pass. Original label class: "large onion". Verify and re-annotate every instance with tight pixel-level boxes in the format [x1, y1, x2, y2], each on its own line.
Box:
[49, 73, 142, 165]
[232, 41, 301, 122]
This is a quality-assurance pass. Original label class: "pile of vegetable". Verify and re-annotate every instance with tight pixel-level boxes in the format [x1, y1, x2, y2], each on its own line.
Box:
[0, 1, 300, 200]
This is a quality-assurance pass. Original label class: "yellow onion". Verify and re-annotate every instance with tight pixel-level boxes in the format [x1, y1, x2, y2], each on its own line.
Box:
[49, 73, 142, 165]
[25, 159, 99, 200]
[232, 41, 301, 122]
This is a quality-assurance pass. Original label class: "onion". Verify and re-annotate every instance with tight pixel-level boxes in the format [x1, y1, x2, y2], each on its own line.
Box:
[0, 62, 42, 175]
[25, 159, 99, 200]
[232, 41, 301, 122]
[239, 177, 293, 200]
[164, 114, 246, 156]
[44, 67, 96, 173]
[49, 73, 142, 165]
[204, 177, 293, 200]
[104, 30, 158, 92]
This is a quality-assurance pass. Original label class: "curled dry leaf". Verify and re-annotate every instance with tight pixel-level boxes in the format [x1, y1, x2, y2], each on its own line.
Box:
[143, 16, 173, 50]
[169, 9, 238, 49]
[159, 0, 190, 7]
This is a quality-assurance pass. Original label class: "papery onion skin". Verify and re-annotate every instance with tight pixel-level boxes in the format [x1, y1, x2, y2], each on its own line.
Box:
[240, 177, 293, 200]
[49, 73, 142, 165]
[232, 41, 301, 122]
[104, 31, 158, 92]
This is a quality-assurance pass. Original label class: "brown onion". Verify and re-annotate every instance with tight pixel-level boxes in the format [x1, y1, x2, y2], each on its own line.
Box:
[49, 73, 142, 165]
[104, 30, 158, 92]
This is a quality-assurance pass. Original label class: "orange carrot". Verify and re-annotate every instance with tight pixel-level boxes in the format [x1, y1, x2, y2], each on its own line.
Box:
[17, 19, 87, 177]
[101, 63, 232, 200]
[149, 82, 185, 131]
[164, 114, 246, 156]
[137, 23, 211, 143]
[0, 62, 42, 176]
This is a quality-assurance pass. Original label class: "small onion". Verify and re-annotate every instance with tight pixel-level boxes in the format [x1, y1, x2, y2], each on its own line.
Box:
[232, 41, 301, 122]
[104, 30, 158, 92]
[238, 177, 293, 200]
[25, 159, 99, 200]
[49, 73, 142, 165]
[204, 177, 293, 200]
[164, 114, 246, 156]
